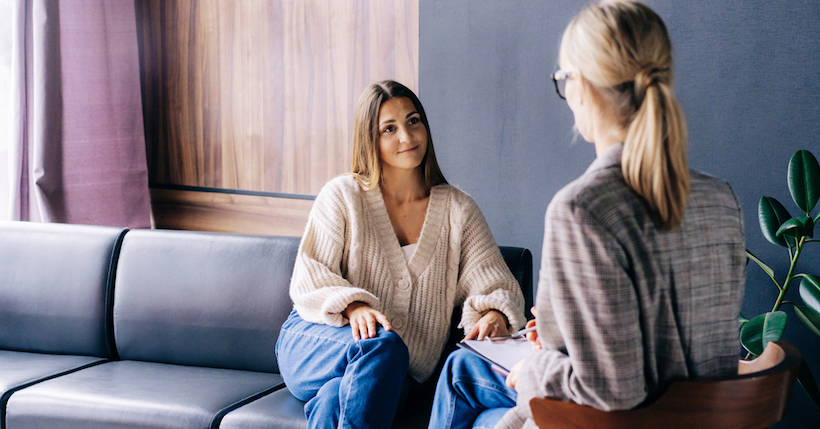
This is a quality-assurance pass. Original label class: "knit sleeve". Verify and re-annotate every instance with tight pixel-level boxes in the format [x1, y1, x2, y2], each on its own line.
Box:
[289, 181, 380, 327]
[456, 198, 526, 333]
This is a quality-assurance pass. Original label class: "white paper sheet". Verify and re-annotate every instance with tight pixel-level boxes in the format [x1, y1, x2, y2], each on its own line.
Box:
[457, 338, 534, 375]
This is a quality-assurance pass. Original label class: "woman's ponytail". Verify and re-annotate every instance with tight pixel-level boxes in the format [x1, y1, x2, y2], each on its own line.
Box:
[623, 70, 689, 230]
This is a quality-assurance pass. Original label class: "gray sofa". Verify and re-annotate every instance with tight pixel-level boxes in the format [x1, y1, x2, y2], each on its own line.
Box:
[0, 220, 532, 429]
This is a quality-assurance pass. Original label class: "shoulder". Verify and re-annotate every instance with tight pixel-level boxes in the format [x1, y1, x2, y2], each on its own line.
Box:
[319, 175, 362, 197]
[310, 175, 366, 222]
[315, 175, 363, 205]
[548, 165, 633, 224]
[435, 184, 478, 210]
[434, 184, 483, 221]
[685, 169, 744, 234]
[689, 170, 739, 207]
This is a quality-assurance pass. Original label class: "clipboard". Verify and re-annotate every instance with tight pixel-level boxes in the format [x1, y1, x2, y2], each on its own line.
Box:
[457, 337, 534, 376]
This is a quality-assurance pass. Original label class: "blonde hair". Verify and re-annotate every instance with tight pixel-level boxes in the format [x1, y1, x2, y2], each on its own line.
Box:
[350, 80, 447, 191]
[560, 0, 689, 230]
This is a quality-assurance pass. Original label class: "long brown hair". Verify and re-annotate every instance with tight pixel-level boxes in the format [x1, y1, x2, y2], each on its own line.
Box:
[561, 0, 689, 230]
[350, 80, 447, 191]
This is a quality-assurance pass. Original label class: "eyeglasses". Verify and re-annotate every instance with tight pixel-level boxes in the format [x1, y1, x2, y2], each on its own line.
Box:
[550, 70, 574, 100]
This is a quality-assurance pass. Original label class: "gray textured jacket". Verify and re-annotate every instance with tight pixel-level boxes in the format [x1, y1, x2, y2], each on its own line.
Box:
[498, 144, 746, 428]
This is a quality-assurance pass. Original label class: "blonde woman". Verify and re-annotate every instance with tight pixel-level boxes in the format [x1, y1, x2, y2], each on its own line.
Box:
[276, 80, 526, 429]
[428, 2, 746, 428]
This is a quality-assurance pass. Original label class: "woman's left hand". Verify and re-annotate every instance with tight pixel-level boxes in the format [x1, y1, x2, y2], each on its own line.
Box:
[463, 309, 509, 341]
[506, 360, 523, 390]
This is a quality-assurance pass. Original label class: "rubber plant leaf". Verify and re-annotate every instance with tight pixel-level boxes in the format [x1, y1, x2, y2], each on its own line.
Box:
[795, 306, 820, 337]
[740, 311, 787, 357]
[775, 215, 814, 239]
[798, 360, 820, 408]
[759, 197, 793, 247]
[746, 250, 775, 280]
[800, 275, 820, 315]
[788, 149, 820, 213]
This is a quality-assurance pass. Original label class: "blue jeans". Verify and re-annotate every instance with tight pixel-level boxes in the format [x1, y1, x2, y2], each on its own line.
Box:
[275, 310, 411, 429]
[428, 349, 516, 429]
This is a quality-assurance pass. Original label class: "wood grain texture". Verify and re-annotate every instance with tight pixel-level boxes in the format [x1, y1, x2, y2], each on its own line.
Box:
[150, 188, 314, 236]
[137, 0, 419, 196]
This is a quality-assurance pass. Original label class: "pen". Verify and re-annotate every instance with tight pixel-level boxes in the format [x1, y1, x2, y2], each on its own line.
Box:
[487, 325, 537, 342]
[510, 325, 538, 339]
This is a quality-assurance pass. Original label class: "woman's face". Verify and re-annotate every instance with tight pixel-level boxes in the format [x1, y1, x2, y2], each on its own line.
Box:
[377, 96, 428, 174]
[565, 72, 594, 143]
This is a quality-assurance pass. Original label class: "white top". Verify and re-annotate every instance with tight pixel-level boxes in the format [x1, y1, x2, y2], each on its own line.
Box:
[401, 243, 418, 263]
[289, 175, 525, 382]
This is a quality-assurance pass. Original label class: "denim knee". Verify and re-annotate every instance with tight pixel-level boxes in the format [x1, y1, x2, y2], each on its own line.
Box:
[443, 349, 474, 379]
[355, 329, 410, 373]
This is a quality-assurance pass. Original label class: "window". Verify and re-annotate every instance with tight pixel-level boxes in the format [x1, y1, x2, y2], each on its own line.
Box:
[0, 0, 13, 219]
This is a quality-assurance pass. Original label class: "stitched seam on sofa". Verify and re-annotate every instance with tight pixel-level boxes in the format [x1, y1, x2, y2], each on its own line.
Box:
[105, 228, 129, 360]
[0, 358, 109, 429]
[208, 382, 288, 429]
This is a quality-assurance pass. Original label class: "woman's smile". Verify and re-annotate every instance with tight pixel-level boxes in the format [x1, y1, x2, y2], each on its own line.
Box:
[399, 145, 419, 154]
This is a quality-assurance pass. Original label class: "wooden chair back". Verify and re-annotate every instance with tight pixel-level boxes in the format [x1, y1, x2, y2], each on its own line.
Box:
[530, 341, 801, 429]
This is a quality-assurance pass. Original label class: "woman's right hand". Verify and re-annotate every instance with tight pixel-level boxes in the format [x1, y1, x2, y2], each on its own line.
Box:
[526, 307, 541, 350]
[342, 302, 392, 340]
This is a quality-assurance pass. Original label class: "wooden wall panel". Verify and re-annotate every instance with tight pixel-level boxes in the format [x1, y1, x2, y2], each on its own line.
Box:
[137, 0, 418, 236]
[149, 188, 314, 236]
[138, 0, 419, 196]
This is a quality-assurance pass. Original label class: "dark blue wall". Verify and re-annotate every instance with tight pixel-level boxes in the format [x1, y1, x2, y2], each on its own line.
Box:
[419, 1, 820, 427]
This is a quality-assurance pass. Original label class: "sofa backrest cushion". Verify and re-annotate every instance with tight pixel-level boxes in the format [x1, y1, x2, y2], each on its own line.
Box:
[0, 221, 125, 357]
[113, 229, 299, 373]
[498, 246, 534, 318]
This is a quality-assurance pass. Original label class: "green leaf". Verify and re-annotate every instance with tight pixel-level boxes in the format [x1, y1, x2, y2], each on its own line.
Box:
[759, 197, 794, 248]
[789, 150, 820, 213]
[798, 360, 820, 409]
[800, 275, 820, 314]
[775, 215, 814, 239]
[740, 311, 788, 357]
[739, 313, 749, 329]
[746, 250, 775, 280]
[795, 306, 820, 337]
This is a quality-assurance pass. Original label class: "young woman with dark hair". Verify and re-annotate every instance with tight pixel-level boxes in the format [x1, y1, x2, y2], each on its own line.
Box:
[276, 80, 526, 429]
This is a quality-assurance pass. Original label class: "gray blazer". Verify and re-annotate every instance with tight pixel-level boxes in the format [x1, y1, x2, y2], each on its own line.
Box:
[498, 144, 746, 429]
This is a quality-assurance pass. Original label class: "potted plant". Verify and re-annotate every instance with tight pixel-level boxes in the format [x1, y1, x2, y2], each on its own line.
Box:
[742, 149, 820, 407]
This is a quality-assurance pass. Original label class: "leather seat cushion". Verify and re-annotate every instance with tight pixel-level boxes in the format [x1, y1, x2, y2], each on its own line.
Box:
[0, 351, 104, 410]
[219, 387, 307, 429]
[6, 360, 283, 429]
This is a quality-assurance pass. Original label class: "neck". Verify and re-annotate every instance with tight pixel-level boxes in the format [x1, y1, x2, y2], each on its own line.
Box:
[590, 112, 627, 157]
[593, 132, 624, 157]
[380, 166, 428, 202]
[587, 87, 627, 157]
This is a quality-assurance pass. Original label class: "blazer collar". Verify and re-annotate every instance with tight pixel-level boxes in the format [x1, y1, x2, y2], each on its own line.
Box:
[585, 142, 624, 175]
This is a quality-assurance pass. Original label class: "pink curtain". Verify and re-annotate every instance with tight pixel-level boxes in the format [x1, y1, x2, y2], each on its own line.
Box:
[7, 0, 150, 228]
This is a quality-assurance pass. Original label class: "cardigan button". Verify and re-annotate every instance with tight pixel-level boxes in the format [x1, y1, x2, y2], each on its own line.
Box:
[393, 318, 404, 329]
[398, 279, 410, 289]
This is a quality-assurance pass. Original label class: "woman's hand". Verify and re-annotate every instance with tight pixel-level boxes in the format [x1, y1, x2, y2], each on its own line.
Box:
[507, 308, 539, 390]
[506, 359, 524, 390]
[463, 309, 509, 341]
[342, 302, 392, 340]
[526, 307, 541, 350]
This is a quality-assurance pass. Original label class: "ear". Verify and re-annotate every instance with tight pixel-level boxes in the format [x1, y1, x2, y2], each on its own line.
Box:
[577, 75, 586, 106]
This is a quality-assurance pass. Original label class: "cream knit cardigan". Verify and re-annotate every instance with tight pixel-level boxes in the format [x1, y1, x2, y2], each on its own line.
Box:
[290, 175, 526, 382]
